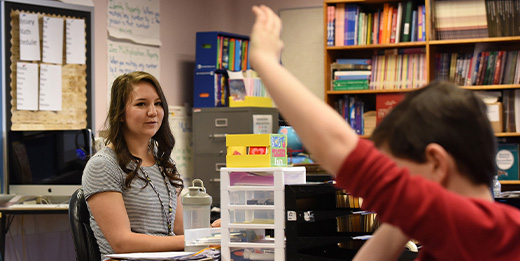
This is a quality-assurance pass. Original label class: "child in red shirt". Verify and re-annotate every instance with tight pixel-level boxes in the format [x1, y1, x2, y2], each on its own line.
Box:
[249, 5, 520, 260]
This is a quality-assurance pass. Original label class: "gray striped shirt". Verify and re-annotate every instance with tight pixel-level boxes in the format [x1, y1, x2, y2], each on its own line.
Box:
[82, 146, 178, 259]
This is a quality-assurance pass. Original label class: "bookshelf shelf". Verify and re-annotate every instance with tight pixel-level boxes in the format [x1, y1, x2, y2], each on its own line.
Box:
[500, 180, 520, 185]
[429, 36, 520, 45]
[496, 133, 520, 138]
[461, 85, 520, 90]
[326, 88, 419, 95]
[326, 41, 426, 50]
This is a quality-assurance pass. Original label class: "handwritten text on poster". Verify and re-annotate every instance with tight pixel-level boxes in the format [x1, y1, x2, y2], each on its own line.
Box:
[107, 40, 160, 102]
[107, 0, 160, 46]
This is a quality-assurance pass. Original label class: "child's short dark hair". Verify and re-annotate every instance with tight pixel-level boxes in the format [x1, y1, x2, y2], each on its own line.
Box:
[371, 81, 497, 186]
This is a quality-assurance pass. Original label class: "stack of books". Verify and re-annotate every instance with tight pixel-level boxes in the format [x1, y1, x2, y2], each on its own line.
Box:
[331, 58, 372, 91]
[217, 36, 249, 71]
[435, 50, 520, 86]
[370, 48, 426, 90]
[326, 1, 426, 47]
[484, 0, 520, 37]
[336, 95, 365, 135]
[432, 0, 489, 40]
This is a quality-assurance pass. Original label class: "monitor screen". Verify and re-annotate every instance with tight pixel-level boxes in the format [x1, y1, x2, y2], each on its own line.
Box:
[7, 129, 93, 197]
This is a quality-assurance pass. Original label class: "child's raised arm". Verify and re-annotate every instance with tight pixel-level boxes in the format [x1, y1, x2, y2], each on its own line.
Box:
[249, 5, 359, 175]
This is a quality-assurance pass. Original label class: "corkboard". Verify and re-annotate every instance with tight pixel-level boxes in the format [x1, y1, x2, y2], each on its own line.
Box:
[9, 9, 87, 130]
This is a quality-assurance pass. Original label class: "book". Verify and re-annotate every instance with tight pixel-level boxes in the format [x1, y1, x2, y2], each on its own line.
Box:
[493, 50, 505, 85]
[515, 51, 520, 84]
[375, 93, 405, 124]
[476, 51, 489, 85]
[401, 0, 414, 42]
[389, 6, 398, 43]
[417, 5, 424, 41]
[327, 5, 335, 46]
[334, 71, 372, 76]
[241, 40, 249, 71]
[229, 38, 235, 71]
[336, 58, 372, 65]
[334, 75, 371, 80]
[333, 85, 369, 91]
[333, 79, 369, 86]
[373, 9, 380, 44]
[216, 36, 222, 69]
[503, 90, 516, 132]
[496, 143, 519, 180]
[505, 50, 518, 84]
[484, 51, 497, 85]
[379, 4, 388, 44]
[354, 100, 364, 135]
[345, 4, 358, 46]
[222, 37, 230, 69]
[234, 39, 242, 71]
[395, 2, 403, 43]
[357, 12, 364, 45]
[385, 5, 394, 43]
[367, 13, 372, 45]
[349, 96, 356, 129]
[411, 10, 417, 41]
[515, 89, 520, 132]
[335, 3, 345, 46]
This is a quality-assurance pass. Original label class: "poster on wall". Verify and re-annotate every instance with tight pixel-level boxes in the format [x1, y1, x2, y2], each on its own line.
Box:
[107, 39, 160, 103]
[107, 0, 161, 46]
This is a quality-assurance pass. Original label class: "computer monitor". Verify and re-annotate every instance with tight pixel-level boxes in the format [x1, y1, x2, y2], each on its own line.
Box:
[7, 129, 93, 203]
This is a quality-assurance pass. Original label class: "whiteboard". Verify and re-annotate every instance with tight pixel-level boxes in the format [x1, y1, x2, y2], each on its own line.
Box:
[280, 7, 324, 101]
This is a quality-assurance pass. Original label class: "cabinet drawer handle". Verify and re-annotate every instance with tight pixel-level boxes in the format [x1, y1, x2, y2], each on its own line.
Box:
[209, 133, 226, 139]
[215, 163, 226, 171]
[215, 118, 228, 127]
[210, 178, 221, 183]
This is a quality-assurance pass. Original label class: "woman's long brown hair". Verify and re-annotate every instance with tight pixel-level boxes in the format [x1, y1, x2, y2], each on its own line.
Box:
[104, 71, 183, 190]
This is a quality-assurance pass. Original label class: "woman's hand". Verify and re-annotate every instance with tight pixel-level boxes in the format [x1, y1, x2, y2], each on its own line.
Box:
[249, 5, 284, 70]
[210, 218, 221, 228]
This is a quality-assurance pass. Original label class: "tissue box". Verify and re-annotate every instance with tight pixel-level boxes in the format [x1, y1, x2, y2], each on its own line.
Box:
[226, 134, 287, 167]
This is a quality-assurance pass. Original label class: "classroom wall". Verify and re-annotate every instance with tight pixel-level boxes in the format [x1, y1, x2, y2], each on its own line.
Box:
[3, 1, 324, 259]
[92, 0, 323, 133]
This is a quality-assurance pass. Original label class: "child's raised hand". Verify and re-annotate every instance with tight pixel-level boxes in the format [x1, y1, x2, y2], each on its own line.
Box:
[249, 5, 284, 69]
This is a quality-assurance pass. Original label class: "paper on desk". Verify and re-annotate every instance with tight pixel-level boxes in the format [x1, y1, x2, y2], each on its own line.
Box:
[106, 247, 220, 260]
[106, 251, 194, 260]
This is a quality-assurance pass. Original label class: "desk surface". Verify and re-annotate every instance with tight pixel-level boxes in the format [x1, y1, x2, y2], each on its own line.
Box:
[0, 204, 68, 215]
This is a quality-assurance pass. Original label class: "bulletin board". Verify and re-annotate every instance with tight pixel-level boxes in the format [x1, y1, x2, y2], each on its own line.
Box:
[2, 0, 93, 131]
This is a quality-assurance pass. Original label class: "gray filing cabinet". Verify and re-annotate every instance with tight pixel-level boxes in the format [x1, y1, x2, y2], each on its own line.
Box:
[192, 107, 279, 206]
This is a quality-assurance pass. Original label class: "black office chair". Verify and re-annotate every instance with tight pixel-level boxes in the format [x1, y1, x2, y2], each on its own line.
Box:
[69, 188, 101, 261]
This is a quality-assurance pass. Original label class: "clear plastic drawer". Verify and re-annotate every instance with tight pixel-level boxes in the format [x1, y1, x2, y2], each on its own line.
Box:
[228, 209, 275, 224]
[228, 190, 275, 206]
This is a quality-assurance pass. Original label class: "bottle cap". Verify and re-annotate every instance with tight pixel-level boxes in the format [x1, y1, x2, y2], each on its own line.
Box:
[181, 179, 212, 205]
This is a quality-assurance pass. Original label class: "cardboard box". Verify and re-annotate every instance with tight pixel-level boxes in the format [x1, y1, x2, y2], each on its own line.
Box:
[486, 102, 503, 133]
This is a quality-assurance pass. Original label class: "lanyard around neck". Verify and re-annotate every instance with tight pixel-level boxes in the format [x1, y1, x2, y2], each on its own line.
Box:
[141, 164, 174, 236]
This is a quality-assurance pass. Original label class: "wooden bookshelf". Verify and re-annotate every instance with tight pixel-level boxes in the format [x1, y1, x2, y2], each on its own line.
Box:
[324, 0, 520, 180]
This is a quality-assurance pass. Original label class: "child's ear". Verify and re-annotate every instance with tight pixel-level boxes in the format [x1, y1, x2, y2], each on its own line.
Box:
[424, 143, 452, 187]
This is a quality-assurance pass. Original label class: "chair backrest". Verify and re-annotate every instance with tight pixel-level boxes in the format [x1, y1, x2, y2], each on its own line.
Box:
[69, 188, 101, 261]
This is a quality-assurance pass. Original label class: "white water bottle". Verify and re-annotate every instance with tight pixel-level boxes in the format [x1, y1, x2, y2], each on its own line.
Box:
[493, 175, 501, 197]
[181, 179, 212, 251]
